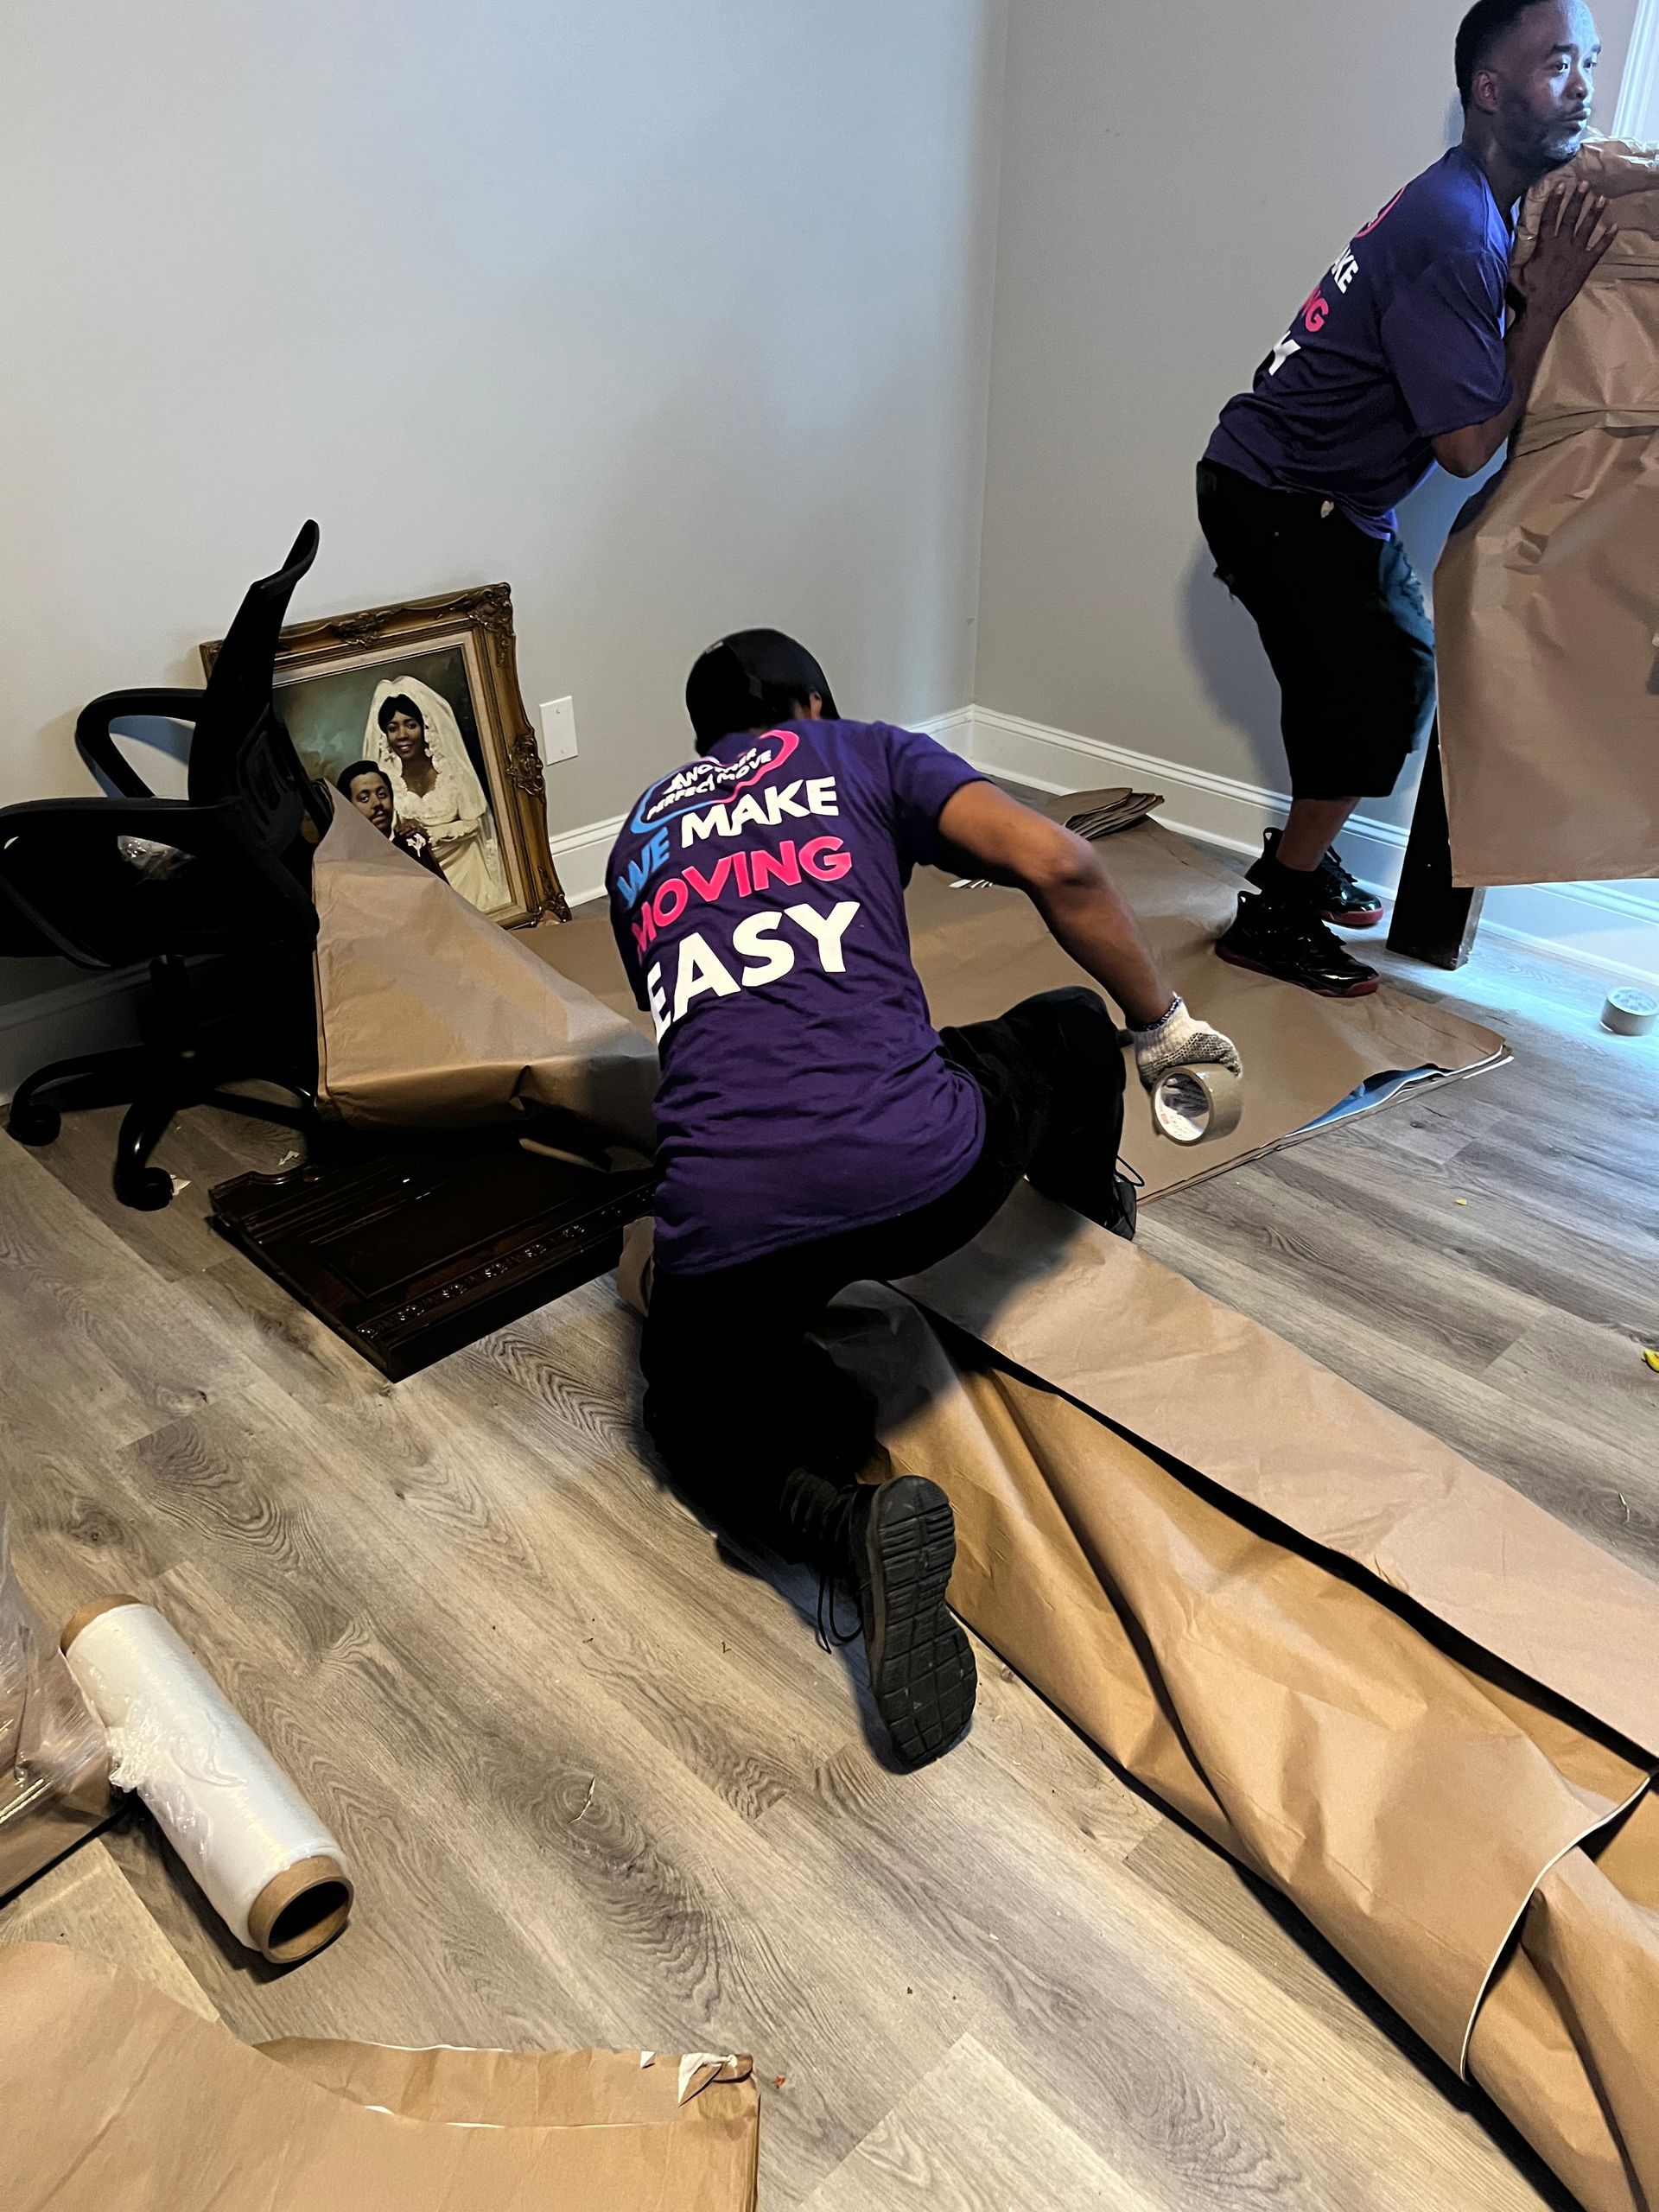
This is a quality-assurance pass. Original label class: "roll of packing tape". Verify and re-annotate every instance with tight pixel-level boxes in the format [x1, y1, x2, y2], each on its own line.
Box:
[1602, 989, 1658, 1038]
[1151, 1062, 1244, 1147]
[61, 1596, 353, 1965]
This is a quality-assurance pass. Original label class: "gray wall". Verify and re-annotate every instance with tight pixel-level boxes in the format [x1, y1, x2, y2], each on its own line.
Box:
[0, 0, 1007, 976]
[975, 0, 1639, 827]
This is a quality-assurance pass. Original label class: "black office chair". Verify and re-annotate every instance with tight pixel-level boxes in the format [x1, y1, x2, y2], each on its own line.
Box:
[1, 522, 327, 1210]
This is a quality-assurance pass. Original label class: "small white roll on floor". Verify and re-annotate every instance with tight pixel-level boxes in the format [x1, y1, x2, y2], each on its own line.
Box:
[61, 1596, 352, 1964]
[1602, 988, 1658, 1038]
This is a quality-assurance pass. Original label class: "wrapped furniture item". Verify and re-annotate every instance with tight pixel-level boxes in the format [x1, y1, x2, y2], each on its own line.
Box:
[1437, 138, 1659, 888]
[0, 1512, 111, 1901]
[1, 1943, 760, 2211]
[312, 791, 658, 1147]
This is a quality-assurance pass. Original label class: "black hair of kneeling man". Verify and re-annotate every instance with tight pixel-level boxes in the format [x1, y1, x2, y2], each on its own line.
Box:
[686, 629, 840, 753]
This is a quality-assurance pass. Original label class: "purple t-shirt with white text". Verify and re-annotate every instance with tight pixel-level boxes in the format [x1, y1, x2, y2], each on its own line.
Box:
[1206, 148, 1515, 535]
[607, 720, 987, 1275]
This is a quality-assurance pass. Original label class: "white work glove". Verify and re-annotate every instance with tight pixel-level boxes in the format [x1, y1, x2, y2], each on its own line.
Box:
[1128, 995, 1243, 1091]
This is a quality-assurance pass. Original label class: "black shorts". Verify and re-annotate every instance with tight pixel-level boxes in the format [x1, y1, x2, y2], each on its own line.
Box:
[1196, 459, 1436, 801]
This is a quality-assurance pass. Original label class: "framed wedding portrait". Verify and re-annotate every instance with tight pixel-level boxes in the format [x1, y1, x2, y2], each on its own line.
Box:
[202, 582, 569, 927]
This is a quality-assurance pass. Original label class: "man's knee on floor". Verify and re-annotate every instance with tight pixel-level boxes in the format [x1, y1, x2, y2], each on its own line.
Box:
[1027, 986, 1128, 1094]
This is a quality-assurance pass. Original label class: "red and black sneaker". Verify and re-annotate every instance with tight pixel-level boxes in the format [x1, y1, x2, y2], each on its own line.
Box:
[1217, 893, 1381, 998]
[1249, 830, 1386, 929]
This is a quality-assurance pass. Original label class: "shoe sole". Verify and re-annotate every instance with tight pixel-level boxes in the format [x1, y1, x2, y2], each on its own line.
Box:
[1324, 905, 1385, 930]
[859, 1476, 976, 1770]
[1216, 943, 1381, 998]
[1109, 1177, 1137, 1243]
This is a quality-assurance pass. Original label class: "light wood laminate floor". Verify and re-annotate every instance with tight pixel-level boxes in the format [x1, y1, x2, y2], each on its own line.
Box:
[2, 922, 1655, 2210]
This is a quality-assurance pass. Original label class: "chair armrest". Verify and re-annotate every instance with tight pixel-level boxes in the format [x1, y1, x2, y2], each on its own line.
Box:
[0, 798, 197, 961]
[74, 688, 207, 798]
[0, 797, 316, 964]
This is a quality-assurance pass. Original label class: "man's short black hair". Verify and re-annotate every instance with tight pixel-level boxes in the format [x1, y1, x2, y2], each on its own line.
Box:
[335, 760, 385, 796]
[684, 629, 839, 752]
[1457, 0, 1549, 105]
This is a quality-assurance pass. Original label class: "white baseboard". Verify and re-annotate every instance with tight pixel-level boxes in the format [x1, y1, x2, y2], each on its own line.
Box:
[548, 811, 627, 908]
[959, 704, 1659, 991]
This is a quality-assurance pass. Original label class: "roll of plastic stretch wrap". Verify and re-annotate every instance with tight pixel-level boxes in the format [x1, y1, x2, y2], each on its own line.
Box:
[1151, 1062, 1244, 1147]
[60, 1596, 352, 1964]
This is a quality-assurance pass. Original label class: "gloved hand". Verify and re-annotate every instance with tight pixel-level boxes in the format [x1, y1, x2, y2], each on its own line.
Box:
[1128, 995, 1243, 1090]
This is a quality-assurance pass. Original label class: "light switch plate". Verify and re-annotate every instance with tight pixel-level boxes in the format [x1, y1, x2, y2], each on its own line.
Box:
[538, 696, 577, 764]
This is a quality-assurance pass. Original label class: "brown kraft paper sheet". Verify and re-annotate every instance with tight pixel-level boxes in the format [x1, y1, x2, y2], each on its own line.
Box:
[312, 789, 658, 1147]
[527, 810, 1506, 1202]
[797, 1187, 1659, 2209]
[1437, 138, 1659, 889]
[0, 1942, 760, 2211]
[610, 1189, 1657, 2205]
[903, 818, 1505, 1198]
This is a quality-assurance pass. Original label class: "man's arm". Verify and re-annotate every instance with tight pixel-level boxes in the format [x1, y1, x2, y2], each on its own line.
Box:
[933, 782, 1243, 1082]
[1433, 181, 1616, 479]
[935, 781, 1172, 1026]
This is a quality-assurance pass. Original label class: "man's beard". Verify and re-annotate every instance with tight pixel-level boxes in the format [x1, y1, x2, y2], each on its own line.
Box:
[1541, 121, 1589, 162]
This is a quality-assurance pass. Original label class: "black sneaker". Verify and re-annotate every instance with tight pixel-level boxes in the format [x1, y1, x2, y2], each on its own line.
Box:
[1250, 829, 1386, 929]
[1217, 893, 1381, 998]
[849, 1477, 976, 1770]
[783, 1466, 976, 1768]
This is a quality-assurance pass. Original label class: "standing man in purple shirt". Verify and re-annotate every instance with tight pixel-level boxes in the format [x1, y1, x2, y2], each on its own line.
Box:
[607, 630, 1241, 1770]
[1198, 0, 1614, 996]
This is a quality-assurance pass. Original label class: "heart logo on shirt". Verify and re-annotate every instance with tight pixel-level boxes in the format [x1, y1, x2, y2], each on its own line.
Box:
[632, 731, 802, 834]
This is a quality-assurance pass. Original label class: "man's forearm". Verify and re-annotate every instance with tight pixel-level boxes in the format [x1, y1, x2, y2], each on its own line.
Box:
[1030, 868, 1173, 1032]
[933, 784, 1175, 1027]
[1435, 305, 1559, 477]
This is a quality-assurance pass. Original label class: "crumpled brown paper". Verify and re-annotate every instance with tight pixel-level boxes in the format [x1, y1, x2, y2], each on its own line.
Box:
[0, 1942, 760, 2211]
[312, 791, 658, 1147]
[1437, 137, 1659, 889]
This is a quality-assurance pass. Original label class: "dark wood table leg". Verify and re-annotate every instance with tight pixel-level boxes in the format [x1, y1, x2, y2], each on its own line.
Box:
[1387, 722, 1486, 969]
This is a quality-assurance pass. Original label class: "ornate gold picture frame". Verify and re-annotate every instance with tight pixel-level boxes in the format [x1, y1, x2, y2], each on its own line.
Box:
[203, 582, 568, 926]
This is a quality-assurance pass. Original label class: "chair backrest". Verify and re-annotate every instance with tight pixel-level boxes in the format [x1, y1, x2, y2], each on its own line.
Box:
[188, 522, 321, 859]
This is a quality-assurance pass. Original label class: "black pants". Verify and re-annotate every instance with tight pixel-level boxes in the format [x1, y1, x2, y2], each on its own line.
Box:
[641, 988, 1128, 1554]
[1196, 459, 1436, 801]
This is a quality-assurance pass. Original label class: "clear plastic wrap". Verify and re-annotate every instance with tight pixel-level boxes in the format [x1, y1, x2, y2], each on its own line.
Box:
[0, 1510, 111, 1898]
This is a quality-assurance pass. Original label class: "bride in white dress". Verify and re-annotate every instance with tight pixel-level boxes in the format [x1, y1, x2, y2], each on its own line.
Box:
[365, 676, 511, 914]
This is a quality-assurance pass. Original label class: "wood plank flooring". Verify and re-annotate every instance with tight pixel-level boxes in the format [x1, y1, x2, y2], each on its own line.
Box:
[2, 922, 1655, 2208]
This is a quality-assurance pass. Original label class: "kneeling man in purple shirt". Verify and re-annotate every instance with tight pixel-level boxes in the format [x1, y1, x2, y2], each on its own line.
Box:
[607, 629, 1242, 1770]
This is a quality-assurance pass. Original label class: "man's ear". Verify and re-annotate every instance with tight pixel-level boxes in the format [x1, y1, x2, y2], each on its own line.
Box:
[1470, 64, 1502, 118]
[805, 692, 824, 721]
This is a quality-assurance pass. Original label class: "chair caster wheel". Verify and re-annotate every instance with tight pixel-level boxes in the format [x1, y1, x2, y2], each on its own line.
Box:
[116, 1168, 175, 1211]
[7, 1102, 61, 1147]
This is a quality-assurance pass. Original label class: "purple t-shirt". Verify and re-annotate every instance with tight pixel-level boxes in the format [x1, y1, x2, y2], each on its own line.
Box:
[1206, 148, 1515, 536]
[607, 720, 987, 1276]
